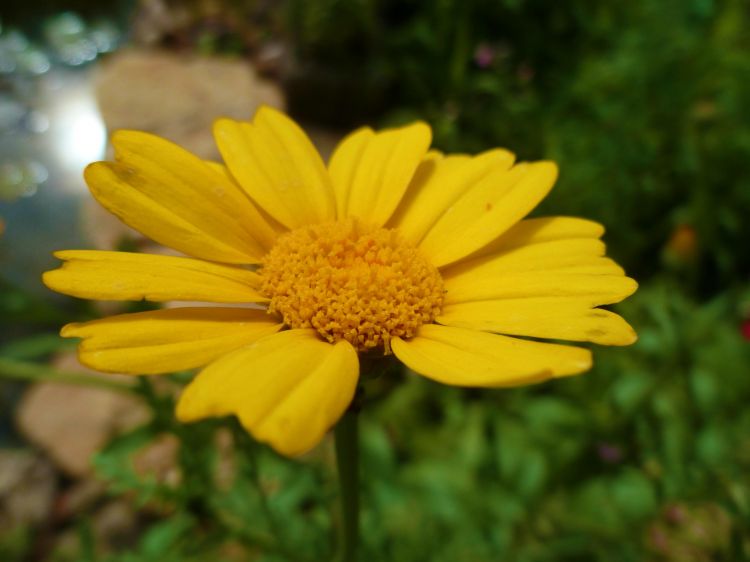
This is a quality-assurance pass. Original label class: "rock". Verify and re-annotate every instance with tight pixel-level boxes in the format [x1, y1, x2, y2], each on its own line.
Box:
[16, 353, 148, 478]
[94, 49, 285, 160]
[0, 450, 57, 530]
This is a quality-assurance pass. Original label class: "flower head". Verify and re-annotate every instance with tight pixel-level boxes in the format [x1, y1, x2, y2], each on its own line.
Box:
[44, 107, 637, 456]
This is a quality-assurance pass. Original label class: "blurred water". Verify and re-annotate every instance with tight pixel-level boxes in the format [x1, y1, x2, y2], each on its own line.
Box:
[0, 68, 106, 294]
[0, 14, 115, 296]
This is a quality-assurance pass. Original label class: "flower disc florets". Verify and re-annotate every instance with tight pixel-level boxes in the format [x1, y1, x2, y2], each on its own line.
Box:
[260, 220, 445, 353]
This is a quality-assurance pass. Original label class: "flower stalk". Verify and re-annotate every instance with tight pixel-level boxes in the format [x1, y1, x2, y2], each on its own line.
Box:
[334, 408, 359, 562]
[0, 357, 134, 393]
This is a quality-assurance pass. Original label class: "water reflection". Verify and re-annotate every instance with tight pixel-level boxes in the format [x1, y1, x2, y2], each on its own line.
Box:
[47, 77, 106, 184]
[0, 11, 120, 293]
[0, 69, 106, 293]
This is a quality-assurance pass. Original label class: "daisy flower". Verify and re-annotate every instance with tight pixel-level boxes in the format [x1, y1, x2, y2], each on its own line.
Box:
[44, 107, 637, 456]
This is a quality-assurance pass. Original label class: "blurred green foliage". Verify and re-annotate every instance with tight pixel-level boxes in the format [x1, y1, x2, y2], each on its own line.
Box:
[286, 0, 750, 292]
[2, 0, 750, 560]
[4, 285, 747, 561]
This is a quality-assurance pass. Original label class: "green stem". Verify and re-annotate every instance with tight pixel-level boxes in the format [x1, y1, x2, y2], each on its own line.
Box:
[0, 357, 134, 393]
[334, 409, 359, 562]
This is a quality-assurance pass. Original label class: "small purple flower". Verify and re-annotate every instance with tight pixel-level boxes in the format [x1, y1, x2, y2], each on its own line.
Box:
[474, 44, 495, 69]
[597, 443, 623, 463]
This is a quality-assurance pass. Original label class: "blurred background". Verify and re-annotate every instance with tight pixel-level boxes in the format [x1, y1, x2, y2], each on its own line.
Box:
[1, 1, 749, 561]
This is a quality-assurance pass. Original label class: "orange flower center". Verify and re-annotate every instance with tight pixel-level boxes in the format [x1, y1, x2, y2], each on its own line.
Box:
[259, 220, 444, 353]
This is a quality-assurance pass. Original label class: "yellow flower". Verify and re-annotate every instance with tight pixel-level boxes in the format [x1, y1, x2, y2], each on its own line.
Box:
[43, 107, 637, 456]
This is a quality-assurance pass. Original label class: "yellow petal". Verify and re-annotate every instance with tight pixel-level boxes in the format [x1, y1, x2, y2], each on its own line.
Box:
[214, 107, 335, 229]
[203, 160, 288, 244]
[388, 149, 515, 244]
[438, 299, 637, 345]
[43, 251, 267, 303]
[419, 161, 558, 267]
[546, 259, 625, 276]
[471, 216, 605, 259]
[328, 121, 432, 226]
[327, 127, 372, 218]
[442, 238, 607, 279]
[443, 271, 638, 305]
[62, 307, 282, 374]
[85, 131, 274, 264]
[392, 324, 591, 387]
[176, 330, 359, 456]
